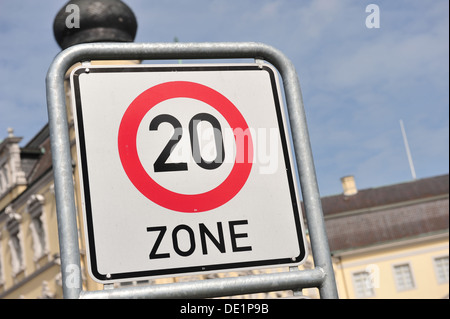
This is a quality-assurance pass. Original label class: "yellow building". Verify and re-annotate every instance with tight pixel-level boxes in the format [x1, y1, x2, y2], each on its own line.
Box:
[0, 126, 63, 298]
[325, 175, 449, 299]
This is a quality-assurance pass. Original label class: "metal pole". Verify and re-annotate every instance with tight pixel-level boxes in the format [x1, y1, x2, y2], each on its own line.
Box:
[260, 44, 339, 299]
[46, 42, 338, 299]
[46, 51, 83, 299]
[80, 268, 325, 299]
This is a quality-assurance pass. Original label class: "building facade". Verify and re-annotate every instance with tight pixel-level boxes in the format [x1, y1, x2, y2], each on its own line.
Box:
[0, 126, 63, 298]
[325, 175, 449, 299]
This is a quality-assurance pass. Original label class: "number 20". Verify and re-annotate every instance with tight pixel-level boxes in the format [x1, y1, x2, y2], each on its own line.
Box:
[149, 113, 225, 172]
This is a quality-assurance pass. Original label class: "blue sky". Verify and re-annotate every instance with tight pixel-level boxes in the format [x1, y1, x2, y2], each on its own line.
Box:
[0, 0, 448, 196]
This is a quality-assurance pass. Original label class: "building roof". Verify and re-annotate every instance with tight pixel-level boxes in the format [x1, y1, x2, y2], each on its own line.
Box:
[321, 174, 449, 254]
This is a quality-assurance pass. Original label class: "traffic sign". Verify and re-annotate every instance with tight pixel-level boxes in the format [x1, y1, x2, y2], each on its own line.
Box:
[70, 63, 307, 283]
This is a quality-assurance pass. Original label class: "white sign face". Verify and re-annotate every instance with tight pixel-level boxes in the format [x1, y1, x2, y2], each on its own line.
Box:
[70, 63, 307, 283]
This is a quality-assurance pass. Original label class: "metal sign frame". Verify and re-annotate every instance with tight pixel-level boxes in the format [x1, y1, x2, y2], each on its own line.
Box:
[70, 63, 308, 282]
[46, 42, 338, 299]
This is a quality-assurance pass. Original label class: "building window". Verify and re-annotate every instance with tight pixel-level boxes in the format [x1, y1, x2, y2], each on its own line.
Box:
[5, 205, 25, 275]
[27, 194, 48, 261]
[116, 279, 151, 288]
[352, 271, 375, 298]
[9, 232, 24, 275]
[0, 169, 8, 196]
[0, 238, 4, 286]
[393, 263, 415, 291]
[434, 256, 449, 284]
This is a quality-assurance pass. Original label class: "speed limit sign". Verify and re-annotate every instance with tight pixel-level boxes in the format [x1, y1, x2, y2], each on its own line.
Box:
[70, 63, 307, 283]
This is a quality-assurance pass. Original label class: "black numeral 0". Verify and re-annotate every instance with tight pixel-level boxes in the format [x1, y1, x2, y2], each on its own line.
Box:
[189, 113, 225, 170]
[149, 113, 225, 172]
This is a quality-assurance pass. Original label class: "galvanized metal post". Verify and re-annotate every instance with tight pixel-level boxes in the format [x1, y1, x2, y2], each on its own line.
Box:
[46, 52, 83, 300]
[80, 268, 325, 299]
[46, 42, 338, 299]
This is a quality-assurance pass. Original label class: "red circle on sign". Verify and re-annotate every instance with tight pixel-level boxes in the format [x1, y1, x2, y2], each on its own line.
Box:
[118, 81, 253, 213]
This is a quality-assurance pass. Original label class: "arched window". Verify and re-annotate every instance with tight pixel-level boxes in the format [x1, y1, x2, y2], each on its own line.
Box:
[27, 194, 48, 261]
[5, 205, 24, 275]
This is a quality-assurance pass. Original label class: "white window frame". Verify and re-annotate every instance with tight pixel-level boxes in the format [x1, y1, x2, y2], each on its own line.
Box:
[352, 270, 375, 298]
[433, 255, 449, 285]
[8, 228, 25, 276]
[27, 194, 49, 262]
[5, 205, 25, 276]
[0, 231, 4, 286]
